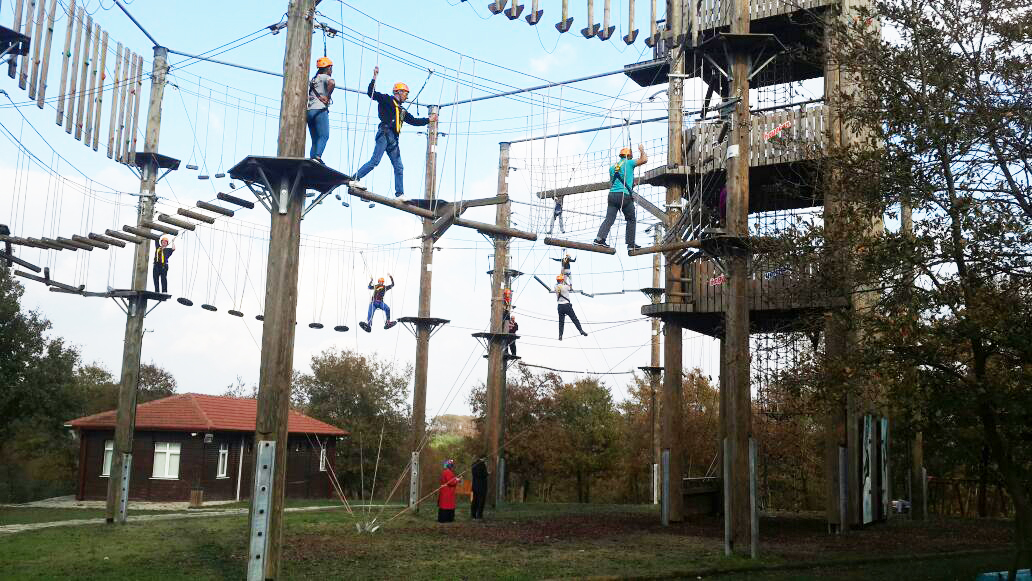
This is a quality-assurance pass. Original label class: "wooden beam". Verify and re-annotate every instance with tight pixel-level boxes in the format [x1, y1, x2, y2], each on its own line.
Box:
[89, 233, 127, 248]
[157, 214, 196, 231]
[54, 0, 75, 124]
[15, 269, 84, 292]
[72, 234, 108, 249]
[57, 236, 93, 250]
[347, 187, 435, 218]
[104, 229, 144, 244]
[139, 219, 178, 236]
[43, 236, 78, 250]
[122, 225, 161, 241]
[453, 217, 537, 241]
[543, 236, 617, 254]
[177, 208, 216, 224]
[536, 180, 610, 199]
[196, 200, 234, 217]
[0, 250, 41, 272]
[628, 240, 702, 256]
[35, 0, 58, 109]
[28, 237, 65, 250]
[633, 193, 670, 225]
[217, 192, 255, 209]
[453, 195, 507, 211]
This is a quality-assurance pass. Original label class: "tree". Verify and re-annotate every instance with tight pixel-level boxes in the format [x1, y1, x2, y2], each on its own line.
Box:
[138, 362, 177, 401]
[775, 0, 1032, 571]
[293, 349, 411, 501]
[551, 378, 623, 503]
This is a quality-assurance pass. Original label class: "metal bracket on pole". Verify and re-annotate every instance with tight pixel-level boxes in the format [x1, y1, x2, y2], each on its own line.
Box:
[247, 441, 276, 581]
[117, 453, 132, 524]
[750, 437, 758, 559]
[409, 451, 420, 509]
[661, 449, 670, 526]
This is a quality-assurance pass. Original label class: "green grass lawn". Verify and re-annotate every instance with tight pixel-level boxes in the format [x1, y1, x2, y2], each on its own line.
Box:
[0, 507, 184, 526]
[0, 502, 1016, 580]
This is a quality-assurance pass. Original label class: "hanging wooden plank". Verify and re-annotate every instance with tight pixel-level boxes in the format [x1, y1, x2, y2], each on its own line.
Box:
[120, 51, 136, 163]
[34, 0, 57, 108]
[157, 214, 196, 231]
[196, 201, 234, 217]
[128, 53, 143, 165]
[53, 0, 74, 122]
[90, 30, 107, 150]
[73, 13, 92, 141]
[8, 0, 25, 79]
[176, 208, 216, 224]
[104, 228, 144, 244]
[139, 219, 178, 236]
[63, 6, 84, 134]
[18, 0, 37, 89]
[106, 42, 122, 157]
[88, 232, 126, 248]
[83, 23, 100, 146]
[114, 48, 130, 162]
[26, 0, 44, 96]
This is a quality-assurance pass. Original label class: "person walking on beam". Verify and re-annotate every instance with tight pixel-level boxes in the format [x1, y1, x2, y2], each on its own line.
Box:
[594, 144, 648, 252]
[306, 57, 335, 164]
[555, 274, 588, 341]
[351, 66, 437, 198]
[360, 275, 397, 332]
[152, 235, 176, 294]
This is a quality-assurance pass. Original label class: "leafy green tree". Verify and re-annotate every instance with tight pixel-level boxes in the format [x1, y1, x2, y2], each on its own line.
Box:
[552, 378, 623, 503]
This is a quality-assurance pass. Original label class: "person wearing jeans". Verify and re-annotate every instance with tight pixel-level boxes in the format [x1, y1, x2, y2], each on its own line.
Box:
[306, 57, 335, 163]
[595, 144, 648, 251]
[352, 66, 436, 197]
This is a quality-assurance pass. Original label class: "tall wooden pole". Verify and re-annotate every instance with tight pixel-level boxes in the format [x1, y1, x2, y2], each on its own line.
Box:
[409, 104, 440, 509]
[249, 2, 315, 578]
[660, 0, 685, 524]
[485, 142, 511, 508]
[104, 44, 168, 524]
[722, 0, 755, 550]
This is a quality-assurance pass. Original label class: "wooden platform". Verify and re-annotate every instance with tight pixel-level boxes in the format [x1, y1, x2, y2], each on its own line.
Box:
[228, 156, 351, 195]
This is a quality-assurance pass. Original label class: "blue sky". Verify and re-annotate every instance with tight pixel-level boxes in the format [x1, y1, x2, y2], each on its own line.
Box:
[0, 0, 729, 418]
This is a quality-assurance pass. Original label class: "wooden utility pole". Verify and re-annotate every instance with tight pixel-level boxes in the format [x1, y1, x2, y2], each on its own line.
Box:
[105, 44, 169, 525]
[409, 104, 441, 509]
[722, 0, 755, 551]
[248, 1, 316, 578]
[485, 142, 511, 508]
[660, 0, 685, 524]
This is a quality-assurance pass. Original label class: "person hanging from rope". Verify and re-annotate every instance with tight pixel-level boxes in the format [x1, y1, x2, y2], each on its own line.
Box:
[507, 315, 519, 357]
[152, 235, 176, 294]
[594, 144, 648, 252]
[550, 251, 576, 285]
[360, 274, 397, 332]
[555, 274, 588, 341]
[548, 194, 566, 234]
[438, 458, 461, 523]
[306, 57, 335, 164]
[351, 66, 437, 198]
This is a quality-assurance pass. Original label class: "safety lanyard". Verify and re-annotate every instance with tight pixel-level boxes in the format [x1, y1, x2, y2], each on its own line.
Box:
[393, 100, 402, 134]
[155, 247, 165, 264]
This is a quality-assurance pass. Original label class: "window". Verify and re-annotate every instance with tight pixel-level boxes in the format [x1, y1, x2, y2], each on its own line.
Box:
[151, 442, 181, 479]
[217, 443, 230, 478]
[319, 445, 327, 472]
[101, 440, 114, 477]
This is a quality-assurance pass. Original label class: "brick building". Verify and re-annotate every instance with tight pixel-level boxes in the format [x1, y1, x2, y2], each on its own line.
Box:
[66, 394, 347, 502]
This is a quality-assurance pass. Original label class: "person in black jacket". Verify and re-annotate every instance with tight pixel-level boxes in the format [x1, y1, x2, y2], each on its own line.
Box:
[352, 66, 437, 198]
[152, 236, 175, 293]
[470, 455, 488, 520]
[507, 315, 518, 356]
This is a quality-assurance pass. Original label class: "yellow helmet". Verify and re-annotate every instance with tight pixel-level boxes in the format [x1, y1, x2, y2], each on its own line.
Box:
[619, 147, 632, 158]
[393, 82, 410, 93]
[316, 57, 333, 68]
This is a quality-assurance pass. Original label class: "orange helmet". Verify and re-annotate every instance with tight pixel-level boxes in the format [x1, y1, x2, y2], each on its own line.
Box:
[316, 57, 332, 68]
[378, 277, 385, 284]
[393, 82, 409, 93]
[557, 274, 565, 282]
[619, 147, 632, 158]
[503, 288, 512, 301]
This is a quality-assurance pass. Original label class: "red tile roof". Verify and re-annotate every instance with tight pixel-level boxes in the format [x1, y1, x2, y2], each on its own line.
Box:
[67, 393, 347, 436]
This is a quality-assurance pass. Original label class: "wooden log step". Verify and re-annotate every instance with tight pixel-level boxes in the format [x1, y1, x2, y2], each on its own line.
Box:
[73, 234, 108, 249]
[58, 236, 94, 250]
[105, 229, 145, 244]
[123, 225, 162, 241]
[0, 250, 42, 272]
[157, 214, 196, 231]
[217, 192, 255, 209]
[89, 233, 127, 248]
[627, 240, 702, 256]
[43, 237, 78, 250]
[196, 201, 234, 217]
[29, 238, 65, 250]
[543, 237, 617, 255]
[177, 208, 216, 224]
[139, 219, 178, 236]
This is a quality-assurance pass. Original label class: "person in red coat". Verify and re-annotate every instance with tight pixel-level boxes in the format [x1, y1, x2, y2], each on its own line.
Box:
[438, 459, 461, 523]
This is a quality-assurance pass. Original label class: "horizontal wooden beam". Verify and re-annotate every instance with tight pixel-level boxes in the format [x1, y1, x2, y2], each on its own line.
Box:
[29, 238, 65, 250]
[632, 194, 670, 226]
[453, 195, 507, 211]
[0, 250, 41, 272]
[14, 269, 84, 293]
[536, 180, 610, 199]
[139, 219, 179, 236]
[43, 237, 78, 251]
[122, 226, 162, 241]
[452, 217, 538, 241]
[57, 236, 94, 250]
[105, 229, 145, 244]
[196, 201, 234, 217]
[89, 233, 127, 248]
[347, 187, 435, 219]
[217, 192, 255, 209]
[543, 237, 617, 254]
[73, 234, 109, 250]
[177, 208, 216, 224]
[157, 214, 197, 231]
[628, 240, 703, 256]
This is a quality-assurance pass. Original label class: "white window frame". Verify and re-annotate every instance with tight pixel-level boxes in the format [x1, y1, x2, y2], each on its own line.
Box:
[101, 440, 114, 477]
[319, 445, 327, 472]
[216, 443, 230, 479]
[151, 442, 181, 480]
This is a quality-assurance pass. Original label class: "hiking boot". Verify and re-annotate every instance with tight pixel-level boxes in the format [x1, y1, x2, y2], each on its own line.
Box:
[384, 320, 397, 330]
[312, 156, 325, 165]
[581, 331, 588, 336]
[349, 179, 365, 190]
[394, 192, 404, 198]
[359, 322, 371, 333]
[627, 243, 642, 251]
[594, 239, 610, 247]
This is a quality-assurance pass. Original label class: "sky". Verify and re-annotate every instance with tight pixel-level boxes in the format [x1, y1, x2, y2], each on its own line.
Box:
[0, 0, 799, 421]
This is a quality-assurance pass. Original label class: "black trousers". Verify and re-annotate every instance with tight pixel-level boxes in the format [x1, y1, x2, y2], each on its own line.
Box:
[471, 486, 486, 519]
[558, 303, 585, 338]
[437, 508, 455, 523]
[595, 191, 636, 245]
[152, 264, 168, 293]
[508, 341, 517, 356]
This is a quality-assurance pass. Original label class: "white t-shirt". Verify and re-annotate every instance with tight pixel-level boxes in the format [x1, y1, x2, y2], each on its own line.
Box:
[555, 283, 572, 305]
